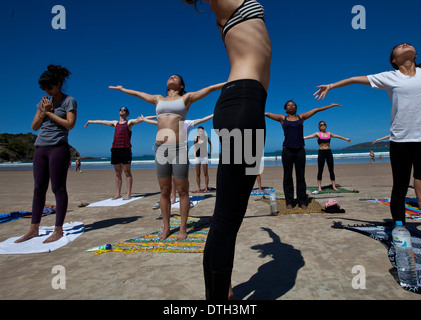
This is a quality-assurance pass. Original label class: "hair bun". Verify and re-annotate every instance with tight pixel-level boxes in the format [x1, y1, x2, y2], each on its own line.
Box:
[47, 64, 71, 79]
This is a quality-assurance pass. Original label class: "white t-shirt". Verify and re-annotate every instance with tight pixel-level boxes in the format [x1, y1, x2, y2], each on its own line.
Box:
[183, 120, 196, 144]
[367, 67, 421, 142]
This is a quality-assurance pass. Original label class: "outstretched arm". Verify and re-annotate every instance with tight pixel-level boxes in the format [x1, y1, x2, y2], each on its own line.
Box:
[330, 133, 351, 143]
[300, 103, 342, 121]
[193, 114, 214, 127]
[184, 83, 226, 108]
[265, 112, 285, 123]
[304, 132, 318, 140]
[372, 134, 390, 144]
[314, 76, 370, 100]
[109, 85, 161, 105]
[84, 120, 117, 128]
[139, 115, 158, 126]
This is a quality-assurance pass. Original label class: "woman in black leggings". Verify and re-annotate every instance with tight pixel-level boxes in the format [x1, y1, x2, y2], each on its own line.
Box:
[266, 101, 342, 209]
[315, 43, 421, 225]
[15, 65, 77, 244]
[184, 0, 271, 300]
[304, 121, 351, 192]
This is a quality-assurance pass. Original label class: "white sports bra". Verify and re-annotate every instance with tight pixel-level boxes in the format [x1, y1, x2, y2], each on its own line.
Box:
[156, 97, 187, 120]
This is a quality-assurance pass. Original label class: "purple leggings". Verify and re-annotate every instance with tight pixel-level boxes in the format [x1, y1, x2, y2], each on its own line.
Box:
[32, 144, 71, 227]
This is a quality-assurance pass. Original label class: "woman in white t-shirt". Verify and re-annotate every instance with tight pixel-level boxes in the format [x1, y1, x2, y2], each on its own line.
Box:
[314, 43, 421, 225]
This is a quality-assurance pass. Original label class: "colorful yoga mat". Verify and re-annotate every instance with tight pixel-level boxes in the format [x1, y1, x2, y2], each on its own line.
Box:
[88, 215, 212, 255]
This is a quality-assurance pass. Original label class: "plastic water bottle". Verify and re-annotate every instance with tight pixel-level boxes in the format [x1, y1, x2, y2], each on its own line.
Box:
[98, 244, 112, 251]
[270, 189, 277, 215]
[392, 221, 419, 287]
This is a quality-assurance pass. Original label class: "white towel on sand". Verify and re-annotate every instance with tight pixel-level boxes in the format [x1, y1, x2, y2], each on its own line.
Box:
[87, 195, 144, 207]
[0, 222, 84, 254]
[171, 196, 205, 208]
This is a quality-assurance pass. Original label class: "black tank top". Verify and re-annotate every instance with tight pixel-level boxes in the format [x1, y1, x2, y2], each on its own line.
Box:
[282, 116, 304, 148]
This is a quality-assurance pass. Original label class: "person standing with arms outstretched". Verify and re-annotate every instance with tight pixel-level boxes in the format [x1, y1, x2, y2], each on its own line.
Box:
[304, 121, 351, 192]
[16, 65, 77, 244]
[184, 0, 271, 300]
[266, 101, 342, 209]
[109, 75, 224, 241]
[314, 43, 421, 225]
[85, 107, 145, 200]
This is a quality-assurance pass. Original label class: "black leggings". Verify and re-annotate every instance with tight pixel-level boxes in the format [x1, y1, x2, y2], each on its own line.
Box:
[282, 147, 307, 206]
[317, 149, 335, 181]
[203, 79, 267, 300]
[390, 141, 421, 224]
[32, 144, 71, 227]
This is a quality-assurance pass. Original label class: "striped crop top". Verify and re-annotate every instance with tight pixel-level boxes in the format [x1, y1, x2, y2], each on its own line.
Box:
[156, 97, 187, 120]
[217, 0, 265, 42]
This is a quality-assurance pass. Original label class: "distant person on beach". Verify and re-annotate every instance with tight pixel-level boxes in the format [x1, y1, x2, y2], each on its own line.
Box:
[304, 121, 351, 192]
[314, 43, 421, 224]
[16, 65, 77, 244]
[141, 114, 214, 204]
[266, 101, 342, 210]
[369, 149, 376, 163]
[109, 77, 224, 241]
[373, 134, 421, 208]
[85, 107, 146, 201]
[75, 158, 81, 173]
[184, 0, 270, 300]
[193, 126, 212, 192]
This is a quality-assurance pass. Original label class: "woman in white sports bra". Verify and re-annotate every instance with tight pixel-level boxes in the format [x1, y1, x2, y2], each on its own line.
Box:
[109, 76, 224, 242]
[184, 0, 271, 300]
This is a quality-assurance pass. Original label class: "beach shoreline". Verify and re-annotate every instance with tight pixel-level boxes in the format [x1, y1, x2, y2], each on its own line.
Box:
[0, 163, 420, 300]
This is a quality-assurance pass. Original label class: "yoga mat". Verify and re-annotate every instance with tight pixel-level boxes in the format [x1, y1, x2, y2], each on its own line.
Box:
[250, 187, 283, 196]
[368, 198, 421, 220]
[171, 196, 206, 209]
[307, 186, 359, 194]
[87, 195, 144, 207]
[332, 221, 421, 294]
[258, 198, 324, 215]
[87, 216, 211, 254]
[0, 222, 84, 254]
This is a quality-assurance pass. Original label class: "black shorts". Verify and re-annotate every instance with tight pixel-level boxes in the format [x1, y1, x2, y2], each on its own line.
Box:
[111, 148, 132, 165]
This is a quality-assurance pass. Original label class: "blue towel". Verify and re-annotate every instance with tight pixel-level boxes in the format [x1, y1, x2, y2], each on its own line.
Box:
[0, 211, 31, 225]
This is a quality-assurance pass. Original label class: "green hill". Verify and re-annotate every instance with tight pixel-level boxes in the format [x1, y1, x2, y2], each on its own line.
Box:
[342, 141, 389, 150]
[0, 133, 80, 162]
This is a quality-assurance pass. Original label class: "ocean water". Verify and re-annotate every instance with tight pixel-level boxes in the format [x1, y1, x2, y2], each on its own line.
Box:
[0, 148, 390, 171]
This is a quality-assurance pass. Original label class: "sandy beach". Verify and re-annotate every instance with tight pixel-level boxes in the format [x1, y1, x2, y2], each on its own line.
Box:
[0, 162, 420, 301]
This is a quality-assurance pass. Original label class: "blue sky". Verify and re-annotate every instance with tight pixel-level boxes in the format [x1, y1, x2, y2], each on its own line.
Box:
[1, 0, 420, 157]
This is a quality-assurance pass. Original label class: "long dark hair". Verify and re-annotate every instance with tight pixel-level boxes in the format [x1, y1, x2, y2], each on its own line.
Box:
[389, 43, 421, 70]
[183, 0, 202, 12]
[39, 65, 71, 90]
